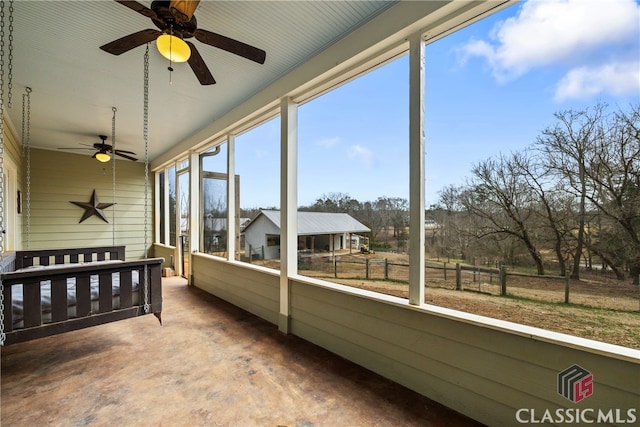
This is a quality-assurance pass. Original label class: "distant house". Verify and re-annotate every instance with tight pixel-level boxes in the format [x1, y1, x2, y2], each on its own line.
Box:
[242, 210, 370, 260]
[424, 219, 441, 230]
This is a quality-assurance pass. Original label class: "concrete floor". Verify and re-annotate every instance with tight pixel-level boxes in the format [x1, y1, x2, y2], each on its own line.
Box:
[1, 276, 482, 427]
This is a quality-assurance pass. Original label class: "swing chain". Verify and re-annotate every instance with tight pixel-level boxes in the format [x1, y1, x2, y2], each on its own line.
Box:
[23, 88, 32, 249]
[0, 120, 4, 345]
[112, 107, 117, 246]
[0, 4, 6, 345]
[0, 132, 4, 345]
[0, 3, 4, 110]
[143, 44, 150, 313]
[0, 1, 14, 110]
[7, 0, 14, 108]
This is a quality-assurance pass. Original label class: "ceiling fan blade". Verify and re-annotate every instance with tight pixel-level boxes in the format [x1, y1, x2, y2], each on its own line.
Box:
[193, 29, 266, 64]
[115, 0, 157, 19]
[58, 147, 94, 151]
[114, 149, 137, 155]
[186, 42, 216, 85]
[115, 152, 139, 161]
[100, 29, 162, 55]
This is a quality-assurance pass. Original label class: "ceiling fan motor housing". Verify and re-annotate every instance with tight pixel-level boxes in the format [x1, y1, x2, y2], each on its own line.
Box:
[151, 1, 198, 39]
[100, 0, 266, 85]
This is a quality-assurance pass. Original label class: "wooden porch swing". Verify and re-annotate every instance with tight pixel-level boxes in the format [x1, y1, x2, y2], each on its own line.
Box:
[0, 43, 163, 346]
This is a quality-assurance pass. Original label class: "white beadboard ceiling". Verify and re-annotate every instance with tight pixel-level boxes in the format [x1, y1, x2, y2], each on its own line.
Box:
[3, 0, 395, 162]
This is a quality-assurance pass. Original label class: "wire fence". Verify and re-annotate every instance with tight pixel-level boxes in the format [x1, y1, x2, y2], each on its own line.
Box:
[297, 255, 639, 312]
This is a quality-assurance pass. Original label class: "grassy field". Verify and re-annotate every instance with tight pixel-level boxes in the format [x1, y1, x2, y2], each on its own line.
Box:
[332, 277, 640, 350]
[258, 251, 640, 350]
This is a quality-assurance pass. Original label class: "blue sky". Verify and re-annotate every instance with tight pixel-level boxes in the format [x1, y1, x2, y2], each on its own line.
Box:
[232, 0, 640, 210]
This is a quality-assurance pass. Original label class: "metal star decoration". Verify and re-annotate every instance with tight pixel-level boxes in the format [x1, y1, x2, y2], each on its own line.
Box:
[70, 190, 115, 223]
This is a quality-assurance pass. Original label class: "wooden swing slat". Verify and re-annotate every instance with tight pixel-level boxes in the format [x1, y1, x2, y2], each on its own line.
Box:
[76, 275, 91, 317]
[119, 270, 134, 309]
[98, 273, 113, 313]
[2, 284, 13, 333]
[23, 280, 42, 328]
[50, 277, 68, 323]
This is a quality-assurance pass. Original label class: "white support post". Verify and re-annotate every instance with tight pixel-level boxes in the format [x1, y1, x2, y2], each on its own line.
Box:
[164, 168, 177, 273]
[227, 134, 236, 261]
[163, 171, 170, 248]
[189, 151, 200, 283]
[175, 166, 183, 277]
[408, 32, 425, 306]
[154, 170, 161, 247]
[280, 97, 298, 334]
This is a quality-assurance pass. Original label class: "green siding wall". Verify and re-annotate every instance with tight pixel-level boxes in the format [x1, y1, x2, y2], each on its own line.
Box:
[23, 148, 152, 259]
[192, 254, 280, 325]
[2, 118, 23, 251]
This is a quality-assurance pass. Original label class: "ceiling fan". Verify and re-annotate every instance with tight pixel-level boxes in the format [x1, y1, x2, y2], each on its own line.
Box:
[58, 135, 138, 162]
[100, 0, 267, 85]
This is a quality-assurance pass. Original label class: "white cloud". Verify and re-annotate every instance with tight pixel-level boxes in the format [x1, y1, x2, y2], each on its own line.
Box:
[348, 144, 375, 168]
[554, 61, 640, 101]
[316, 136, 341, 148]
[458, 0, 640, 97]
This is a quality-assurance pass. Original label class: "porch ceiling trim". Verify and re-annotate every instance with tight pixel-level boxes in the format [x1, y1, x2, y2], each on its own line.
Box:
[151, 0, 516, 170]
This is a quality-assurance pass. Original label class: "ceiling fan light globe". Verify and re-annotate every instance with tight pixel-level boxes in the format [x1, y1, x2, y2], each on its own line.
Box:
[157, 34, 191, 63]
[96, 152, 111, 163]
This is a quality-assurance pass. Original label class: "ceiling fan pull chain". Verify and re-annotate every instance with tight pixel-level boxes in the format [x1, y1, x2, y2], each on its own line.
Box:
[112, 106, 117, 246]
[168, 24, 174, 84]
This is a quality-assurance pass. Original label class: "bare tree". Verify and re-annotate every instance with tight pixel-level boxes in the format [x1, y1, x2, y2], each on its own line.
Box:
[359, 201, 384, 243]
[433, 186, 458, 260]
[536, 104, 605, 279]
[584, 105, 640, 284]
[463, 153, 546, 275]
[514, 150, 572, 275]
[431, 103, 638, 283]
[435, 185, 478, 261]
[375, 196, 408, 240]
[308, 192, 361, 215]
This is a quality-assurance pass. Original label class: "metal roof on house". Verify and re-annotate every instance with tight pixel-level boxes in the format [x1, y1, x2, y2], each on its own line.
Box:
[246, 210, 370, 235]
